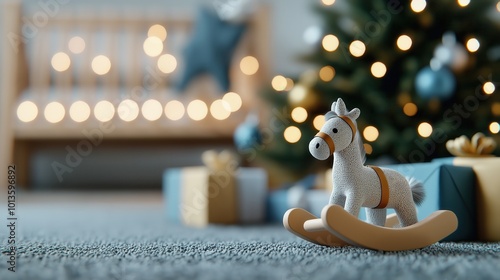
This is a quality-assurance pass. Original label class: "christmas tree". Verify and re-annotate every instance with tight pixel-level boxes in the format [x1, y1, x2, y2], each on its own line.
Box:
[251, 0, 500, 181]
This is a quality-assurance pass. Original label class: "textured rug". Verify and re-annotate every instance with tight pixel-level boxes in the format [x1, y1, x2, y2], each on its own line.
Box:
[0, 192, 499, 280]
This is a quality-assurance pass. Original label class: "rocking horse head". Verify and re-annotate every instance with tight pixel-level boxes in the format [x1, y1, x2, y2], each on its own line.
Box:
[309, 98, 360, 160]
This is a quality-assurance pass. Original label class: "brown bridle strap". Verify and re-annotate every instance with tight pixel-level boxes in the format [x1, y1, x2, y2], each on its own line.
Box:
[338, 115, 357, 143]
[368, 166, 390, 209]
[315, 132, 335, 154]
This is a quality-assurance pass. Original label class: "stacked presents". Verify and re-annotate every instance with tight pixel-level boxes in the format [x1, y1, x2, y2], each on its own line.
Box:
[163, 135, 500, 242]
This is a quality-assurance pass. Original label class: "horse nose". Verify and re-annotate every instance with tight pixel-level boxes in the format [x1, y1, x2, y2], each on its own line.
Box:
[315, 143, 320, 149]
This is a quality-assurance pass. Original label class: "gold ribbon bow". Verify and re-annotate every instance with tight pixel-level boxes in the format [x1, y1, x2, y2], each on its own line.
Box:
[446, 133, 497, 157]
[201, 150, 239, 174]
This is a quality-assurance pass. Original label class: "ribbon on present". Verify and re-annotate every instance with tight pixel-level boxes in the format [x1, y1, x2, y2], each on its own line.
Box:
[446, 133, 497, 157]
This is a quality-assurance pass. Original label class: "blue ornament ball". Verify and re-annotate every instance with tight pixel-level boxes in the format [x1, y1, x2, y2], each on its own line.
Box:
[234, 119, 262, 151]
[415, 66, 456, 100]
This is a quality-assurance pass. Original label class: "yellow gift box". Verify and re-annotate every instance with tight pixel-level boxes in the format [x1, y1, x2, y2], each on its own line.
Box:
[435, 157, 500, 241]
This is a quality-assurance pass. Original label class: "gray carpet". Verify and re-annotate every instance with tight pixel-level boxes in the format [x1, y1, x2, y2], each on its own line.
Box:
[1, 192, 499, 280]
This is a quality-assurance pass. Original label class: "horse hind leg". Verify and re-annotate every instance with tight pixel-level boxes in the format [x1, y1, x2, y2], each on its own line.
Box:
[365, 208, 386, 226]
[395, 204, 418, 227]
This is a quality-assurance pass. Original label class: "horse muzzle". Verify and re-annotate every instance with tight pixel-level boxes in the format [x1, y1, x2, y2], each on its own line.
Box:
[309, 132, 335, 160]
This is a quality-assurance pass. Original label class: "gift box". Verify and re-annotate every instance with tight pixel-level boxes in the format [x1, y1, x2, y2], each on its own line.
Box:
[434, 157, 500, 241]
[163, 151, 267, 227]
[267, 188, 330, 222]
[356, 162, 476, 241]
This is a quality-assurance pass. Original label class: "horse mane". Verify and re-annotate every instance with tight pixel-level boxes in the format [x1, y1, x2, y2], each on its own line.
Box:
[324, 111, 366, 164]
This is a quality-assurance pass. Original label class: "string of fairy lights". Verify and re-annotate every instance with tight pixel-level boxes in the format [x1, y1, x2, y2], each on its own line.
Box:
[16, 24, 261, 125]
[270, 0, 500, 153]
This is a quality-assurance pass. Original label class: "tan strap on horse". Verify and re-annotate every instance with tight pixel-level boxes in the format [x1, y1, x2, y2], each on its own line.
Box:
[368, 166, 389, 209]
[339, 115, 357, 143]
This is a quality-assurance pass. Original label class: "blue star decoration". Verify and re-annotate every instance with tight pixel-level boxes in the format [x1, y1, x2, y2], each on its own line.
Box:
[176, 7, 247, 92]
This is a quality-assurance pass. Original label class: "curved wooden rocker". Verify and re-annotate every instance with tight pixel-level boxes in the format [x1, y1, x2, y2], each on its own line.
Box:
[284, 205, 458, 251]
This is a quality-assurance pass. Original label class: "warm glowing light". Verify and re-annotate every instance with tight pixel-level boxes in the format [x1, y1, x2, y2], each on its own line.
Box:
[322, 34, 339, 52]
[91, 55, 111, 75]
[321, 0, 335, 5]
[44, 102, 65, 123]
[148, 24, 167, 41]
[272, 75, 288, 91]
[164, 100, 185, 121]
[240, 56, 259, 75]
[291, 107, 308, 123]
[418, 122, 433, 137]
[466, 38, 480, 52]
[157, 54, 177, 74]
[403, 102, 418, 116]
[397, 35, 412, 51]
[497, 1, 500, 12]
[284, 126, 302, 143]
[117, 99, 139, 122]
[411, 0, 426, 13]
[363, 126, 379, 142]
[489, 122, 500, 134]
[17, 101, 38, 122]
[222, 92, 242, 112]
[94, 100, 115, 122]
[141, 99, 163, 121]
[210, 99, 231, 120]
[313, 115, 325, 131]
[349, 40, 366, 57]
[51, 52, 71, 72]
[363, 143, 373, 155]
[285, 78, 295, 91]
[370, 62, 387, 78]
[143, 36, 163, 57]
[68, 36, 86, 54]
[69, 101, 91, 122]
[319, 66, 335, 82]
[457, 0, 470, 7]
[483, 82, 495, 94]
[492, 103, 500, 116]
[187, 100, 208, 121]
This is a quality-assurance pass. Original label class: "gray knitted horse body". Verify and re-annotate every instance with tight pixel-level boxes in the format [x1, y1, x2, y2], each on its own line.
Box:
[309, 98, 424, 227]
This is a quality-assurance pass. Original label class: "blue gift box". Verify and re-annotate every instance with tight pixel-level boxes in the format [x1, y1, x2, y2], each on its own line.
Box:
[267, 189, 330, 222]
[357, 163, 476, 241]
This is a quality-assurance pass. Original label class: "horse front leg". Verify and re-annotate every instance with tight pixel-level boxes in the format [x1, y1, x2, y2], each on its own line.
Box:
[329, 192, 346, 207]
[343, 194, 362, 218]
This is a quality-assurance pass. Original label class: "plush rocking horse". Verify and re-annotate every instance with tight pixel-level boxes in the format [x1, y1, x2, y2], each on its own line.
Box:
[283, 98, 458, 251]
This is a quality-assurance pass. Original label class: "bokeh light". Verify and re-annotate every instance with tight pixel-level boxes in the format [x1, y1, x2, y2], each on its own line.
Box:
[94, 100, 115, 122]
[418, 122, 433, 137]
[187, 100, 208, 121]
[466, 38, 480, 52]
[397, 35, 412, 51]
[492, 102, 500, 116]
[321, 0, 335, 5]
[92, 55, 111, 75]
[222, 92, 242, 112]
[457, 0, 470, 7]
[164, 100, 185, 121]
[284, 126, 302, 143]
[285, 78, 295, 91]
[363, 143, 373, 155]
[210, 99, 231, 120]
[313, 115, 325, 131]
[117, 99, 139, 122]
[240, 56, 259, 75]
[489, 122, 500, 134]
[319, 66, 335, 82]
[17, 101, 38, 123]
[272, 75, 288, 91]
[143, 36, 163, 57]
[483, 82, 495, 94]
[68, 36, 86, 54]
[44, 101, 65, 123]
[349, 40, 366, 57]
[363, 126, 379, 142]
[403, 102, 418, 116]
[157, 54, 177, 74]
[291, 107, 308, 123]
[69, 101, 91, 122]
[411, 0, 427, 13]
[51, 52, 71, 72]
[371, 62, 387, 78]
[148, 24, 167, 41]
[322, 34, 339, 52]
[141, 99, 163, 121]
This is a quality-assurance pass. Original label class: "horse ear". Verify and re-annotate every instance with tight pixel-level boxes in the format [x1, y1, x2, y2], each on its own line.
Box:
[331, 101, 337, 111]
[347, 108, 360, 120]
[335, 98, 347, 115]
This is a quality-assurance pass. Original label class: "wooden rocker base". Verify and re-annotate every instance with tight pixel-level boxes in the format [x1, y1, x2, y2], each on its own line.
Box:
[283, 205, 458, 251]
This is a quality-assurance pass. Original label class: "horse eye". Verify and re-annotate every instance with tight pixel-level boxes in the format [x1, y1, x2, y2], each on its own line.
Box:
[332, 128, 338, 133]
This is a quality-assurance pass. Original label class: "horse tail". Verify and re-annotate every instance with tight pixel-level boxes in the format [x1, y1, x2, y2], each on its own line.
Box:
[407, 177, 425, 206]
